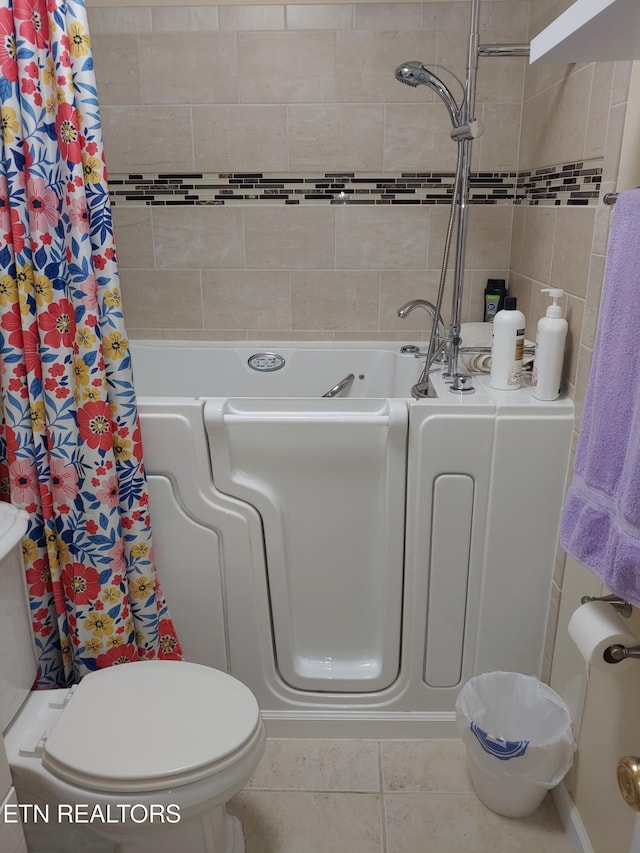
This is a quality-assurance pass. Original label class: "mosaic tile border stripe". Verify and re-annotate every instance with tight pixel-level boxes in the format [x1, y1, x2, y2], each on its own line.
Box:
[108, 161, 602, 208]
[517, 160, 603, 206]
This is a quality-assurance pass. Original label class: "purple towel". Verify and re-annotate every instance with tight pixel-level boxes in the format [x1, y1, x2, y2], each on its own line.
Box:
[561, 189, 640, 604]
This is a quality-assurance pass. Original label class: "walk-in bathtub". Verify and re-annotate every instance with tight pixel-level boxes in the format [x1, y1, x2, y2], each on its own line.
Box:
[130, 340, 573, 738]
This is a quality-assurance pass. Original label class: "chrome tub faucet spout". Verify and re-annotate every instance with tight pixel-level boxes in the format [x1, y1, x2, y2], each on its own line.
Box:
[397, 299, 448, 363]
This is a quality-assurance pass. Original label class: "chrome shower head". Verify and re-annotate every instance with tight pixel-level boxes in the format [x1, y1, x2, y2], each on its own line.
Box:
[394, 61, 462, 127]
[394, 61, 435, 88]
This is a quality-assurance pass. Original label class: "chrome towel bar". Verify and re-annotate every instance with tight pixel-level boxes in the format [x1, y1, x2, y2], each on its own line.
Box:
[604, 189, 640, 206]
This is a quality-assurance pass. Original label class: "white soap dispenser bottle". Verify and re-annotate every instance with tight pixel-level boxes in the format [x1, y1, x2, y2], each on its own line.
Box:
[531, 288, 568, 401]
[489, 296, 526, 390]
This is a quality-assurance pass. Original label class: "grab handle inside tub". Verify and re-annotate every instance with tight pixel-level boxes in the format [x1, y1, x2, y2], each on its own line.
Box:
[322, 373, 355, 398]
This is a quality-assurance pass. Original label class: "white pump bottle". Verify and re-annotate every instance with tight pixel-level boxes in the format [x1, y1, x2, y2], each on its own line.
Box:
[531, 288, 568, 401]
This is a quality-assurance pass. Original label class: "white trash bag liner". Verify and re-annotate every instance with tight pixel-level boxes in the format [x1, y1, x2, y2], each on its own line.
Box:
[455, 671, 576, 818]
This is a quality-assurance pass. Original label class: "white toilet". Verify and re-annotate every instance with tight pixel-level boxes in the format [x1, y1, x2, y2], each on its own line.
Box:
[0, 502, 265, 853]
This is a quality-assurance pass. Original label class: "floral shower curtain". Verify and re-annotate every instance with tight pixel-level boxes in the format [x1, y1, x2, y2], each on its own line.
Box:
[0, 0, 182, 687]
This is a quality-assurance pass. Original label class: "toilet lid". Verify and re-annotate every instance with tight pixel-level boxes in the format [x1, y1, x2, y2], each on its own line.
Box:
[43, 660, 262, 793]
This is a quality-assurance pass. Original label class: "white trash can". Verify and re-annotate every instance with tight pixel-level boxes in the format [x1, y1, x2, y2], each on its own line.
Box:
[455, 671, 576, 818]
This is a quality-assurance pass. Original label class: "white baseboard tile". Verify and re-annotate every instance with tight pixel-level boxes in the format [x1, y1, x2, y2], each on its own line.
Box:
[553, 783, 595, 853]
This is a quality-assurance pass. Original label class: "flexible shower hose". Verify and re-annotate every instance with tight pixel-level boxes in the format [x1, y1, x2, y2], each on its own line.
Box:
[413, 142, 465, 398]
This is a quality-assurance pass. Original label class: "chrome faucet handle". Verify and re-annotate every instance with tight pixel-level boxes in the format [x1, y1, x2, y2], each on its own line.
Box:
[449, 373, 474, 394]
[400, 338, 448, 362]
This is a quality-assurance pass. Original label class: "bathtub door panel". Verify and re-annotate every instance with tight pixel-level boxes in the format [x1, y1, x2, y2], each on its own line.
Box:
[204, 398, 407, 693]
[424, 474, 474, 688]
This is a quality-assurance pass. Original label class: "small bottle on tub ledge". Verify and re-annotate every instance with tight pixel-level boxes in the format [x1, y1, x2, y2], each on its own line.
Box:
[489, 296, 526, 390]
[483, 278, 507, 322]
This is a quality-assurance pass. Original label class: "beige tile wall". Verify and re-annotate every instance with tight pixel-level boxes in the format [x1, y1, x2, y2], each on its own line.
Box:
[514, 12, 631, 658]
[519, 8, 634, 853]
[88, 1, 526, 340]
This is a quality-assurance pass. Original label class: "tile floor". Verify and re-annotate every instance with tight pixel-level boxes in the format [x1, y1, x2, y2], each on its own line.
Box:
[228, 738, 575, 853]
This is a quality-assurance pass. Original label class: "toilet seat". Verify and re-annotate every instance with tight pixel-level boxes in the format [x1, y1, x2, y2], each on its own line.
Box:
[41, 660, 262, 794]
